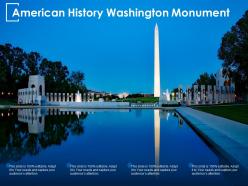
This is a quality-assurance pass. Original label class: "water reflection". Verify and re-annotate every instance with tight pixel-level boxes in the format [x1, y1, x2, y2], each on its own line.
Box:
[154, 110, 185, 166]
[172, 112, 184, 126]
[154, 109, 160, 166]
[1, 108, 206, 167]
[0, 108, 87, 163]
[18, 109, 45, 134]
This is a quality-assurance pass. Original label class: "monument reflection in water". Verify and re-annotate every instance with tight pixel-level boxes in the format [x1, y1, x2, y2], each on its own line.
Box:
[2, 108, 170, 167]
[154, 109, 160, 166]
[154, 109, 182, 166]
[0, 108, 87, 164]
[18, 109, 46, 134]
[16, 108, 175, 166]
[0, 108, 242, 186]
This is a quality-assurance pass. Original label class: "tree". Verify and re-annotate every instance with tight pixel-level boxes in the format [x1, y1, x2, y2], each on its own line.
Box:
[0, 43, 87, 97]
[26, 52, 40, 75]
[0, 44, 27, 95]
[69, 71, 86, 92]
[194, 72, 216, 86]
[127, 93, 144, 98]
[70, 71, 84, 87]
[218, 10, 248, 98]
[39, 59, 70, 92]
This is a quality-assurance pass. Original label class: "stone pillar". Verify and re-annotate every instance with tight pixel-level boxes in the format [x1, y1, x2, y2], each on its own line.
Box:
[213, 86, 217, 104]
[229, 86, 232, 103]
[225, 86, 229, 103]
[181, 89, 183, 103]
[91, 93, 94, 101]
[186, 86, 191, 105]
[31, 89, 34, 104]
[87, 93, 90, 101]
[46, 93, 49, 102]
[53, 93, 57, 102]
[185, 88, 188, 102]
[62, 93, 65, 102]
[87, 93, 90, 102]
[189, 88, 192, 104]
[26, 90, 28, 104]
[207, 85, 213, 104]
[224, 86, 228, 103]
[231, 86, 235, 103]
[216, 87, 219, 103]
[193, 85, 198, 104]
[177, 85, 181, 103]
[27, 92, 31, 105]
[25, 90, 28, 104]
[50, 93, 53, 102]
[179, 87, 183, 102]
[201, 85, 205, 104]
[67, 93, 70, 102]
[83, 93, 86, 102]
[220, 86, 224, 103]
[223, 86, 226, 103]
[58, 93, 61, 102]
[227, 86, 231, 103]
[71, 93, 74, 102]
[172, 93, 175, 101]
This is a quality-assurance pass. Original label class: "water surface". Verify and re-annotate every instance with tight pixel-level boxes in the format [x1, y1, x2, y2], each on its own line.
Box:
[0, 108, 245, 186]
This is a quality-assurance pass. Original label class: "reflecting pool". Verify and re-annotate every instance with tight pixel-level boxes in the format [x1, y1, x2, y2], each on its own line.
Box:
[0, 108, 245, 186]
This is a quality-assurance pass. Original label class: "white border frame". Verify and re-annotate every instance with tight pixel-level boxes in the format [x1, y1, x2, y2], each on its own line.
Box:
[6, 3, 20, 22]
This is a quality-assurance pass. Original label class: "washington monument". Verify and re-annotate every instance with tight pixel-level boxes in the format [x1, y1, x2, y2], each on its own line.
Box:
[154, 23, 161, 97]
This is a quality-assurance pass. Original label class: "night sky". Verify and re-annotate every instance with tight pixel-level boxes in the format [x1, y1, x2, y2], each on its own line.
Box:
[1, 0, 248, 93]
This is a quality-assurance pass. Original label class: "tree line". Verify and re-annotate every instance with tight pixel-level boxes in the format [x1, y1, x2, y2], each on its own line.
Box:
[218, 10, 248, 100]
[0, 43, 86, 98]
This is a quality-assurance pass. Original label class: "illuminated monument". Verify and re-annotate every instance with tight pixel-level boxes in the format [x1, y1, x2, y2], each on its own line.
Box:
[154, 23, 161, 98]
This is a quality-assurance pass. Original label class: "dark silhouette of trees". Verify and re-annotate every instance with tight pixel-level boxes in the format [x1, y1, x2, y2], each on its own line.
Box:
[194, 72, 216, 86]
[0, 110, 87, 163]
[39, 59, 70, 92]
[127, 94, 144, 98]
[0, 43, 87, 97]
[70, 71, 85, 87]
[26, 52, 41, 75]
[218, 10, 248, 99]
[68, 71, 86, 93]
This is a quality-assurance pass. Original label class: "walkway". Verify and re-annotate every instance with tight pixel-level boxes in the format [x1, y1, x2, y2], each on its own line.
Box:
[176, 107, 248, 171]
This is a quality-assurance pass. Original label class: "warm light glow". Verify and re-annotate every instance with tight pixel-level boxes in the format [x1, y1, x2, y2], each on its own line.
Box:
[75, 90, 82, 102]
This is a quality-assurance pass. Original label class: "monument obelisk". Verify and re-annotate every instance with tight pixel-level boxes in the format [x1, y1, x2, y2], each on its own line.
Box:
[154, 23, 161, 97]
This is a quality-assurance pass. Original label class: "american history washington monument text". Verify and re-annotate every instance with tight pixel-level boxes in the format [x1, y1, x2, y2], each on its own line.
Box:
[154, 23, 161, 97]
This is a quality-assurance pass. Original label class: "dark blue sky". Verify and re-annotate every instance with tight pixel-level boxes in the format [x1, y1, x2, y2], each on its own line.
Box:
[1, 0, 248, 93]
